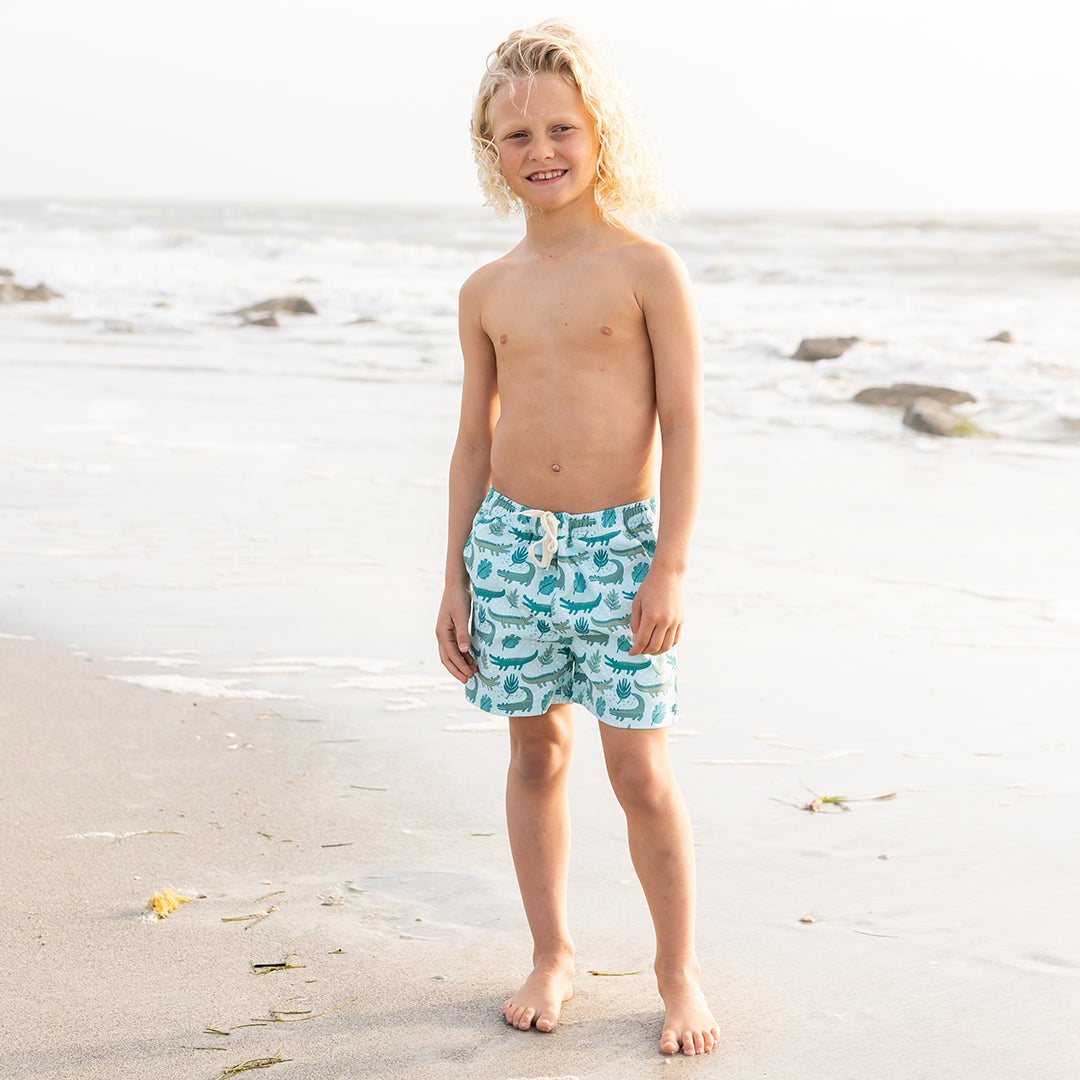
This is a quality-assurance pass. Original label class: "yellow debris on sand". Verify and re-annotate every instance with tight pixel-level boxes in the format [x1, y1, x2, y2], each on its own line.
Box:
[145, 889, 192, 919]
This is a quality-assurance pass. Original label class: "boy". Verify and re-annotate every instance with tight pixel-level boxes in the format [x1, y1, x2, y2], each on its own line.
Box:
[435, 21, 718, 1057]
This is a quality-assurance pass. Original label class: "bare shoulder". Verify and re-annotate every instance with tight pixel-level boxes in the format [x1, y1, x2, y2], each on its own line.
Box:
[621, 233, 690, 282]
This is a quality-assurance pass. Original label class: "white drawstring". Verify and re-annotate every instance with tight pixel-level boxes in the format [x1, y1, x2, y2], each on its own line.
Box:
[522, 510, 560, 568]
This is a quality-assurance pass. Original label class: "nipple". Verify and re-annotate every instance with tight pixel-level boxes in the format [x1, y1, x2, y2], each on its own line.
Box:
[550, 463, 561, 473]
[499, 334, 508, 344]
[600, 325, 613, 336]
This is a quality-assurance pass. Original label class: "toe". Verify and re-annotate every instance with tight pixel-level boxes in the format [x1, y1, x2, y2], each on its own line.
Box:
[660, 1028, 680, 1055]
[682, 1031, 696, 1056]
[517, 1007, 535, 1030]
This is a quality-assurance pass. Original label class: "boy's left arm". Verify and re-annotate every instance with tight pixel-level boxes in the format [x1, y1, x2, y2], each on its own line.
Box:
[630, 243, 704, 657]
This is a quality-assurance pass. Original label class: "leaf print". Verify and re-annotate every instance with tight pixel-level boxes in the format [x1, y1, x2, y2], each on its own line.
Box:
[477, 558, 493, 580]
[502, 634, 521, 649]
[538, 575, 557, 595]
[587, 651, 603, 673]
[596, 698, 607, 718]
[632, 562, 649, 584]
[480, 694, 493, 711]
[616, 678, 633, 700]
[592, 550, 609, 569]
[536, 619, 551, 635]
[511, 545, 529, 566]
[651, 703, 667, 725]
[503, 674, 520, 695]
[604, 588, 620, 609]
[573, 571, 587, 594]
[602, 508, 617, 527]
[506, 588, 520, 608]
[489, 519, 506, 535]
[539, 644, 554, 664]
[617, 635, 632, 654]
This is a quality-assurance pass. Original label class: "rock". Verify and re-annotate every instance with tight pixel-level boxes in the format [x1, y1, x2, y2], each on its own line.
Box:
[0, 280, 61, 302]
[854, 383, 975, 408]
[242, 313, 279, 328]
[902, 397, 979, 437]
[987, 330, 1014, 343]
[232, 296, 316, 316]
[348, 315, 378, 324]
[22, 282, 61, 302]
[791, 336, 860, 361]
[0, 267, 13, 278]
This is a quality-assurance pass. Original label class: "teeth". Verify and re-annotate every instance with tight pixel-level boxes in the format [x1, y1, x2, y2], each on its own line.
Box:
[530, 170, 565, 181]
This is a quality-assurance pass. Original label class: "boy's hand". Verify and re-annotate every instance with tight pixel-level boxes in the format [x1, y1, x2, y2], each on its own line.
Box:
[629, 568, 684, 655]
[437, 584, 478, 683]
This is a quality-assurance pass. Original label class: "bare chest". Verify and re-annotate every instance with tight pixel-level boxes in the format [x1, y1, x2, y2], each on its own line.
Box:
[482, 264, 648, 366]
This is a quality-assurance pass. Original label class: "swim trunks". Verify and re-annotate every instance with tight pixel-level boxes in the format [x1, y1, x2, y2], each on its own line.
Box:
[463, 487, 677, 728]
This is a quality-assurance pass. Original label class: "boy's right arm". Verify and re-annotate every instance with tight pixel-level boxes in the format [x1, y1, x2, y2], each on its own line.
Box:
[436, 271, 499, 684]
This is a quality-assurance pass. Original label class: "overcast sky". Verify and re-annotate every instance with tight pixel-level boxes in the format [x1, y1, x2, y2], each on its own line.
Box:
[3, 0, 1078, 214]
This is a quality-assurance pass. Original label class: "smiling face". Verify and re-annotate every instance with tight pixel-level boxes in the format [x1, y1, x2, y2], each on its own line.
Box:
[489, 72, 601, 215]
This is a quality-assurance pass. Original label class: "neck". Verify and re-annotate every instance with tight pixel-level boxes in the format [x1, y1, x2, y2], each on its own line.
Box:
[520, 195, 611, 255]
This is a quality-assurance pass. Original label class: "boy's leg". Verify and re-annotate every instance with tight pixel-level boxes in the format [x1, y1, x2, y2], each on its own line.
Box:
[598, 724, 719, 1057]
[503, 703, 577, 1032]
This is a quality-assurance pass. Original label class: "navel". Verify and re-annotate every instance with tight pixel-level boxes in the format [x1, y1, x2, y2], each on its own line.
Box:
[499, 334, 508, 344]
[600, 325, 613, 336]
[550, 463, 562, 474]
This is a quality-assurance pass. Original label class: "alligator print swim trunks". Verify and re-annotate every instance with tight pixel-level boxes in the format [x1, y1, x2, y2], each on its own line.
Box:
[463, 487, 677, 728]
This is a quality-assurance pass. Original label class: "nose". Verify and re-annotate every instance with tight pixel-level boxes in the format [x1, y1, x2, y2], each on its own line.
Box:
[528, 136, 555, 161]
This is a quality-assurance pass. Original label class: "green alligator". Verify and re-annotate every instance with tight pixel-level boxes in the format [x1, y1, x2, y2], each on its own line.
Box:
[572, 617, 608, 644]
[524, 596, 552, 614]
[474, 609, 496, 645]
[593, 613, 631, 628]
[610, 690, 646, 724]
[492, 494, 518, 512]
[636, 676, 675, 694]
[493, 650, 539, 670]
[559, 595, 602, 613]
[475, 536, 512, 554]
[498, 562, 536, 585]
[604, 655, 652, 673]
[581, 530, 620, 547]
[610, 542, 648, 558]
[589, 560, 624, 585]
[523, 661, 573, 686]
[501, 675, 535, 714]
[488, 608, 534, 627]
[472, 584, 506, 601]
[568, 515, 597, 530]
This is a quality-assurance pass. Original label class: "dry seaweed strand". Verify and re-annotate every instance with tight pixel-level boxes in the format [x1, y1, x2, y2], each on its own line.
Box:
[588, 968, 646, 977]
[251, 953, 305, 975]
[212, 1054, 291, 1079]
[773, 783, 898, 814]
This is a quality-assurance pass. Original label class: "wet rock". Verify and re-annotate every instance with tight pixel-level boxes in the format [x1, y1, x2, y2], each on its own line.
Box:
[243, 313, 279, 328]
[903, 397, 979, 437]
[0, 282, 20, 302]
[22, 282, 61, 302]
[987, 330, 1014, 343]
[854, 383, 975, 408]
[0, 267, 13, 278]
[791, 336, 860, 361]
[232, 296, 317, 316]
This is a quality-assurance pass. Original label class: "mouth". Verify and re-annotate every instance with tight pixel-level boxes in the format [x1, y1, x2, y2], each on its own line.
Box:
[527, 169, 567, 183]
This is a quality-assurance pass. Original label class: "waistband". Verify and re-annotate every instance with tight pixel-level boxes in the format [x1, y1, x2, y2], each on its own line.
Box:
[479, 487, 657, 526]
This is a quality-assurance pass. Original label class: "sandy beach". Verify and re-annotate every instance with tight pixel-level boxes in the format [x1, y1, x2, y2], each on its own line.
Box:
[2, 359, 1079, 1078]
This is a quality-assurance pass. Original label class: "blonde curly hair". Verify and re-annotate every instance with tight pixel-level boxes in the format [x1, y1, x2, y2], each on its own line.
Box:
[470, 21, 665, 224]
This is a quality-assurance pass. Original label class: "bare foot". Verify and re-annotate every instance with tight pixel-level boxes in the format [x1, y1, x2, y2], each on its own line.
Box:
[502, 957, 575, 1033]
[658, 971, 719, 1056]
